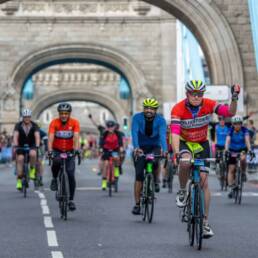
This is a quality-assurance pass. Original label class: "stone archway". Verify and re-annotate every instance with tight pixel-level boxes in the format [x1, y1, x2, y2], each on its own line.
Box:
[143, 0, 243, 86]
[9, 42, 151, 114]
[30, 89, 126, 122]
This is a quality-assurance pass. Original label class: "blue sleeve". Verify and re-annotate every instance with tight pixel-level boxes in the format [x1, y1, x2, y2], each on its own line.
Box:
[131, 115, 139, 148]
[159, 117, 168, 151]
[228, 127, 233, 136]
[243, 127, 250, 136]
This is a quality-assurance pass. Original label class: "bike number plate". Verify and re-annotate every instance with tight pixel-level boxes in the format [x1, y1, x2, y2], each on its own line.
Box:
[146, 154, 155, 161]
[112, 152, 119, 158]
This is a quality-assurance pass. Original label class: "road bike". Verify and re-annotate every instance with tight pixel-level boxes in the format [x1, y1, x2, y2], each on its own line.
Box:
[140, 153, 164, 223]
[49, 151, 81, 220]
[181, 157, 215, 250]
[215, 149, 228, 191]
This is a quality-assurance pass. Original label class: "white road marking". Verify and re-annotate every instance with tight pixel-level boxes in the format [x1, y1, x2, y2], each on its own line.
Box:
[42, 205, 50, 215]
[51, 251, 64, 258]
[44, 216, 54, 228]
[41, 199, 47, 205]
[47, 230, 59, 247]
[38, 192, 46, 199]
[77, 187, 101, 191]
[212, 192, 258, 197]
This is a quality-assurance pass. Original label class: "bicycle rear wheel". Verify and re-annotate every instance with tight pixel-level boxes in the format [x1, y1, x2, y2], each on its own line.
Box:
[194, 185, 204, 250]
[219, 162, 225, 191]
[146, 174, 155, 223]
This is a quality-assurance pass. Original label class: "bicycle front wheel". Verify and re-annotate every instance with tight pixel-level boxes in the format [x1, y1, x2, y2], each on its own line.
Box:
[186, 188, 194, 246]
[194, 185, 204, 250]
[146, 174, 155, 223]
[167, 162, 174, 193]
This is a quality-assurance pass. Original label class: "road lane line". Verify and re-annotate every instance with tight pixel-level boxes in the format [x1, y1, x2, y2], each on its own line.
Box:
[51, 251, 64, 258]
[47, 230, 59, 247]
[42, 205, 50, 215]
[44, 216, 54, 228]
[41, 199, 47, 205]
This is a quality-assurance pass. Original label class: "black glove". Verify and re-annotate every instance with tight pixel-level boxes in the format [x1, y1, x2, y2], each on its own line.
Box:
[88, 114, 92, 119]
[231, 84, 241, 101]
[248, 150, 255, 160]
[48, 151, 53, 159]
[74, 149, 81, 156]
[224, 150, 231, 160]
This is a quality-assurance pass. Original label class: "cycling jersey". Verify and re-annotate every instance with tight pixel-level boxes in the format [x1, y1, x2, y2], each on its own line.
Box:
[215, 125, 229, 147]
[228, 126, 249, 152]
[14, 121, 39, 147]
[131, 112, 167, 151]
[171, 98, 219, 142]
[48, 118, 80, 152]
[99, 131, 122, 151]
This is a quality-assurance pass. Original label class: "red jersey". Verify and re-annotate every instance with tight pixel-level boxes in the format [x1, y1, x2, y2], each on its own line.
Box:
[171, 98, 218, 142]
[103, 133, 119, 150]
[49, 118, 80, 152]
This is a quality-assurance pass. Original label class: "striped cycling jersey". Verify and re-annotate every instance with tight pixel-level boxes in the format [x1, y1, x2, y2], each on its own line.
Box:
[48, 118, 80, 152]
[171, 98, 218, 142]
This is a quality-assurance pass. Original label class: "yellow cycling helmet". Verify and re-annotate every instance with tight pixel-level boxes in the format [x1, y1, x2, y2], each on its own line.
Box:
[143, 98, 160, 109]
[185, 80, 206, 92]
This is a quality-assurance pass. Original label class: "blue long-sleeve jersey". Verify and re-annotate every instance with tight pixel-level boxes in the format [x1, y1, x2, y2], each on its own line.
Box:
[131, 112, 167, 151]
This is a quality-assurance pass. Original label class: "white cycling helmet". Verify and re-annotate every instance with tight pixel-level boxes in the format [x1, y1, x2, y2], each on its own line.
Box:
[22, 108, 32, 117]
[231, 115, 243, 124]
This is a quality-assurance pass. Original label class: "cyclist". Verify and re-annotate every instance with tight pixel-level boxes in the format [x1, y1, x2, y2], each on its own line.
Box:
[162, 124, 173, 188]
[35, 120, 48, 186]
[48, 103, 80, 211]
[214, 116, 229, 183]
[171, 80, 240, 238]
[131, 98, 167, 215]
[115, 122, 126, 175]
[99, 120, 124, 190]
[224, 116, 254, 198]
[13, 108, 40, 190]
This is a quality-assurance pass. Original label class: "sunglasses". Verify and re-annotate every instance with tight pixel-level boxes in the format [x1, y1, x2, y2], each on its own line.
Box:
[188, 91, 204, 97]
[59, 112, 70, 115]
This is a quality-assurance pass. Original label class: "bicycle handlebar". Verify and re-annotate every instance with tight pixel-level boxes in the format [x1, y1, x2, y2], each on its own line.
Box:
[48, 151, 81, 166]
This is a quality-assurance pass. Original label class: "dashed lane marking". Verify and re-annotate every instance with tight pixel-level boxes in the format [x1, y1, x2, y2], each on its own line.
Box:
[47, 230, 59, 247]
[51, 251, 64, 258]
[44, 216, 54, 228]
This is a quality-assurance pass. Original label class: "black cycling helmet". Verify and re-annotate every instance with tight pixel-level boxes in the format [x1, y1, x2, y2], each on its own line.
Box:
[57, 102, 72, 113]
[106, 120, 116, 128]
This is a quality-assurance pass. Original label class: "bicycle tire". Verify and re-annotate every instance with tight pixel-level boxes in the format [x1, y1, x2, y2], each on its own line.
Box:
[219, 162, 225, 191]
[142, 180, 147, 222]
[23, 163, 29, 198]
[234, 167, 240, 204]
[108, 163, 113, 197]
[146, 174, 155, 223]
[114, 176, 118, 193]
[238, 171, 243, 205]
[167, 162, 174, 193]
[187, 185, 194, 246]
[194, 185, 204, 250]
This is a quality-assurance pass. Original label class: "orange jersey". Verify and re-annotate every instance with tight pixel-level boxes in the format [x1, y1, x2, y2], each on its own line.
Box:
[171, 98, 218, 142]
[48, 118, 80, 152]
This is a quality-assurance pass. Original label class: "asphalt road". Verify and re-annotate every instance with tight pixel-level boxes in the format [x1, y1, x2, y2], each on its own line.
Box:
[0, 159, 258, 258]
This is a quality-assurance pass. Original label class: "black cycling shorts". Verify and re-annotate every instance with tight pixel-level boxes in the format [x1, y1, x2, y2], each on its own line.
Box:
[179, 140, 211, 172]
[227, 148, 247, 165]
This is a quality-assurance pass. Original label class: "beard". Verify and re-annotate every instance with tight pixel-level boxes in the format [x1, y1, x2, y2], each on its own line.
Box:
[144, 112, 155, 120]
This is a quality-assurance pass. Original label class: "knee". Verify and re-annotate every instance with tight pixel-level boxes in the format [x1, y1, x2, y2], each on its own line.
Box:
[17, 155, 24, 163]
[29, 150, 36, 158]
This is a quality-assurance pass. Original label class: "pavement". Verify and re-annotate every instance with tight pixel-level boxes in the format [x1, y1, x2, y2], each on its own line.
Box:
[0, 159, 258, 258]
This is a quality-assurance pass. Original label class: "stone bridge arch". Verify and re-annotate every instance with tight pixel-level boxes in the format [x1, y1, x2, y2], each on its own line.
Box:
[143, 0, 244, 86]
[9, 42, 151, 114]
[31, 89, 125, 122]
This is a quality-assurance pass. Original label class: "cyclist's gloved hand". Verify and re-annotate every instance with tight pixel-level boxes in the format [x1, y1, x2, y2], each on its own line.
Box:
[48, 151, 53, 159]
[134, 148, 143, 157]
[231, 84, 241, 101]
[224, 150, 231, 160]
[74, 149, 81, 156]
[173, 153, 180, 166]
[248, 150, 255, 160]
